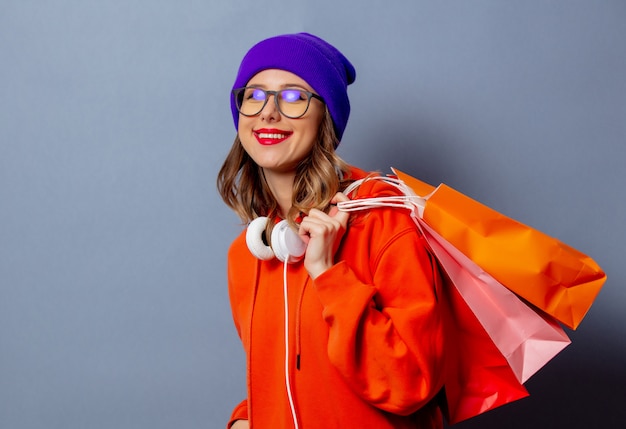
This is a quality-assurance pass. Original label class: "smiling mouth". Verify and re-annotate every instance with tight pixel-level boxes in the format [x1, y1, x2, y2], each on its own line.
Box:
[254, 130, 293, 145]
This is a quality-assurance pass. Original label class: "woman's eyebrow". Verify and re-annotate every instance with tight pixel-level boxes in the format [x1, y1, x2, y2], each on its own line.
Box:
[246, 83, 311, 91]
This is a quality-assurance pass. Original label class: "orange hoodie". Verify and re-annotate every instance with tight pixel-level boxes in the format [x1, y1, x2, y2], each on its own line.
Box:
[226, 168, 445, 428]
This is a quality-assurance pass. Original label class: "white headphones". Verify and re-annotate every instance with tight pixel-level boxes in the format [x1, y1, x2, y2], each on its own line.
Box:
[246, 217, 307, 263]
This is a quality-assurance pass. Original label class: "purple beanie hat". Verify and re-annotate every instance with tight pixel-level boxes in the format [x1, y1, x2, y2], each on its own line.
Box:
[231, 33, 356, 142]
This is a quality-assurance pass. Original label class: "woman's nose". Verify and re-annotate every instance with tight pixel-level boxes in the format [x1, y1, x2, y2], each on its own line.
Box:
[260, 93, 280, 121]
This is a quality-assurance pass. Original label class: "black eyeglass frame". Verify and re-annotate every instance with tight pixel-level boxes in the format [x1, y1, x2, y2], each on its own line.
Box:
[232, 87, 325, 119]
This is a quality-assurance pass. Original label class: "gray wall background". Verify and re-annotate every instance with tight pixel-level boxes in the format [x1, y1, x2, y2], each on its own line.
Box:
[1, 1, 624, 428]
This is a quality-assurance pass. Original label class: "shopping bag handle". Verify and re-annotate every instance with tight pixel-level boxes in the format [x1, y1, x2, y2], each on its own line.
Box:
[338, 174, 429, 217]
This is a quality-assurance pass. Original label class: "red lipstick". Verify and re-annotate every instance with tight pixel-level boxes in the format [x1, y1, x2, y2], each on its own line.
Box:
[253, 128, 293, 145]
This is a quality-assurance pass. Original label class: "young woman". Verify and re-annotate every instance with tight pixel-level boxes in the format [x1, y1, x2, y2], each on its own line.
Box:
[218, 33, 445, 429]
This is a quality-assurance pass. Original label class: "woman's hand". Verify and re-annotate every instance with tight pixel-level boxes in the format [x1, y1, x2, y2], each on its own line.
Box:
[230, 420, 249, 429]
[299, 192, 350, 279]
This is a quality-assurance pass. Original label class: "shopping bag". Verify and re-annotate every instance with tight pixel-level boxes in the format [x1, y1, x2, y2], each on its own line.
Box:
[393, 168, 606, 330]
[339, 170, 605, 423]
[418, 220, 571, 384]
[434, 254, 529, 424]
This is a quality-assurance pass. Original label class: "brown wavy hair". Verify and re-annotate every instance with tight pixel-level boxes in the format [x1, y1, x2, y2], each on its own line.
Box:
[217, 108, 353, 229]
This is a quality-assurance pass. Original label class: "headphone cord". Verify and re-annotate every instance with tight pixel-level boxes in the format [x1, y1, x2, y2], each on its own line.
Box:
[283, 259, 300, 429]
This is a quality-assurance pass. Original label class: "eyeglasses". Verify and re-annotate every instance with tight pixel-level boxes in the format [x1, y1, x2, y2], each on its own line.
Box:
[232, 87, 325, 119]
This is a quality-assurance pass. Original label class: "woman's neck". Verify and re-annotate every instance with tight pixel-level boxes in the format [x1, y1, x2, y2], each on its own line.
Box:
[263, 169, 295, 219]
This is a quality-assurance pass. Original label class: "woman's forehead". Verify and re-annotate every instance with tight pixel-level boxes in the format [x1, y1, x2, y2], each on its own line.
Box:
[247, 69, 313, 91]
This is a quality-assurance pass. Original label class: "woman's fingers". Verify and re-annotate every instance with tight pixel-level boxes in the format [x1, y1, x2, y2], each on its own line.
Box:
[299, 193, 350, 278]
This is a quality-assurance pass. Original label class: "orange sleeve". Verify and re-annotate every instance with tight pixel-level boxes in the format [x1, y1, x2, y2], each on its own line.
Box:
[227, 399, 248, 428]
[313, 223, 445, 416]
[225, 235, 252, 428]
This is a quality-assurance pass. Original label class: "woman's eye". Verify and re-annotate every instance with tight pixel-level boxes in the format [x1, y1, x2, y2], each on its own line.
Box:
[251, 89, 266, 101]
[281, 90, 304, 103]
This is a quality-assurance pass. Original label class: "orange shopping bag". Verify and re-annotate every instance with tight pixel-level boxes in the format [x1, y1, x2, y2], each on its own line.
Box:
[393, 168, 606, 330]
